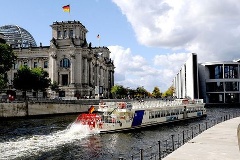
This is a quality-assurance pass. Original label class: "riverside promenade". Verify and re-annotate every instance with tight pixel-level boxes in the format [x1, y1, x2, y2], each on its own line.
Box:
[163, 117, 240, 160]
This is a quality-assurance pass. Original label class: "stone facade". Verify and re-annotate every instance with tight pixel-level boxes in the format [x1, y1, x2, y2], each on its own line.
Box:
[7, 21, 115, 99]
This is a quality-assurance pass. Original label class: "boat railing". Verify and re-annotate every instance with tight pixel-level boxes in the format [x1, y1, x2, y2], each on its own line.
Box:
[131, 100, 181, 109]
[131, 99, 204, 109]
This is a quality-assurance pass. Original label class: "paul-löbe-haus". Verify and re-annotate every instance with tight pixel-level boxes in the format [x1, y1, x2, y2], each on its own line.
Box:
[173, 53, 240, 104]
[2, 21, 115, 99]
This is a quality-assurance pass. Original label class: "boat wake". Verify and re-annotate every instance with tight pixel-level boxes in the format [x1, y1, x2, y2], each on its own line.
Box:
[0, 122, 99, 160]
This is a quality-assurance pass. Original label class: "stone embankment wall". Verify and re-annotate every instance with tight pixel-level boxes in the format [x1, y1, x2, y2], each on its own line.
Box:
[0, 100, 101, 118]
[0, 99, 133, 118]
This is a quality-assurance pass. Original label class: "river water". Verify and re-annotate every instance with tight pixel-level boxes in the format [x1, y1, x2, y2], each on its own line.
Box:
[1, 106, 240, 160]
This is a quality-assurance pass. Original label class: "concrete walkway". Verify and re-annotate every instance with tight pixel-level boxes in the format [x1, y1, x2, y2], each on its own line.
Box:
[163, 117, 240, 160]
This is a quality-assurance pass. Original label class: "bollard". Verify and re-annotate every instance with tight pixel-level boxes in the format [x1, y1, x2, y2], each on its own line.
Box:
[131, 155, 133, 160]
[158, 141, 161, 160]
[205, 122, 207, 130]
[140, 149, 143, 160]
[171, 135, 175, 151]
[183, 130, 185, 144]
[177, 134, 180, 148]
[199, 123, 201, 133]
[191, 127, 194, 139]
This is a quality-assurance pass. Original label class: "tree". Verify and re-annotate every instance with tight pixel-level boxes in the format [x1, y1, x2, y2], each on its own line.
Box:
[13, 66, 51, 98]
[110, 85, 127, 98]
[31, 67, 51, 98]
[162, 86, 175, 98]
[13, 66, 34, 93]
[136, 86, 148, 98]
[0, 38, 16, 89]
[50, 81, 59, 92]
[0, 74, 7, 90]
[152, 86, 161, 98]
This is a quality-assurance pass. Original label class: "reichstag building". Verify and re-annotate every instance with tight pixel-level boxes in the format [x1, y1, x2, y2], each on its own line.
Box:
[0, 21, 115, 99]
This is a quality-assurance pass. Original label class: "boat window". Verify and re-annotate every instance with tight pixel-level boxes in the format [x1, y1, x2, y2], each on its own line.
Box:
[175, 109, 178, 115]
[149, 111, 155, 119]
[166, 111, 170, 116]
[161, 111, 165, 117]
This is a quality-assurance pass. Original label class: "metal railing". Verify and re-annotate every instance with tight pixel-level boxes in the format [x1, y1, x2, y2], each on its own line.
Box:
[118, 112, 240, 160]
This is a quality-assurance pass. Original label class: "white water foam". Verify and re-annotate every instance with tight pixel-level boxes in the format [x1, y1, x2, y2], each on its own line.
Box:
[0, 123, 100, 160]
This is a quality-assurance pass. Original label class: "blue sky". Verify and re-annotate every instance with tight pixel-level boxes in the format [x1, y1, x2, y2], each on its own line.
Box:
[2, 0, 240, 92]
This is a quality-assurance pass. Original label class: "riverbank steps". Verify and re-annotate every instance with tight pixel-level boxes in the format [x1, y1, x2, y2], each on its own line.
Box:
[163, 117, 240, 160]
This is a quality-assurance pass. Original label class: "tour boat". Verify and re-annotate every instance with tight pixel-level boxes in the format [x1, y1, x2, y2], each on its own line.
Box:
[74, 99, 206, 133]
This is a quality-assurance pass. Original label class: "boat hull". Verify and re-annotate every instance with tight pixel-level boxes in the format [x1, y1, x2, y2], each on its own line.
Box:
[98, 113, 207, 133]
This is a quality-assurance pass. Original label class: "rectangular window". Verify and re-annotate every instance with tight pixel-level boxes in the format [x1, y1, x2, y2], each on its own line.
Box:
[63, 30, 67, 39]
[13, 63, 18, 69]
[34, 62, 38, 68]
[209, 65, 223, 79]
[44, 61, 48, 68]
[225, 82, 239, 91]
[57, 31, 61, 39]
[206, 82, 224, 92]
[224, 65, 238, 79]
[69, 30, 73, 38]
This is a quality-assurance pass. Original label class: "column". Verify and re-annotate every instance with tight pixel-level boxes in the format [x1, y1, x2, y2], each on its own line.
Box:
[96, 64, 99, 86]
[100, 67, 103, 86]
[84, 58, 88, 84]
[89, 61, 93, 86]
[78, 52, 82, 85]
[70, 55, 75, 84]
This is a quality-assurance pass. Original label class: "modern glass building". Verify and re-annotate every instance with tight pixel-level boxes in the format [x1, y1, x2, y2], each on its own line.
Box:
[199, 60, 240, 103]
[0, 25, 37, 48]
[173, 54, 240, 103]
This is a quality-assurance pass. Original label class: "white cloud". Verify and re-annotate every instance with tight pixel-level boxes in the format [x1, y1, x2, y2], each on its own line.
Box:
[110, 0, 240, 92]
[112, 0, 240, 62]
[109, 45, 187, 92]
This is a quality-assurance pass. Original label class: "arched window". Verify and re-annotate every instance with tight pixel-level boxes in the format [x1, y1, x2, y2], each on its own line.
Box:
[60, 58, 70, 68]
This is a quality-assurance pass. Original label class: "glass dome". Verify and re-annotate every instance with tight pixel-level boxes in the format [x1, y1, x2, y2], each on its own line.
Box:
[0, 25, 37, 48]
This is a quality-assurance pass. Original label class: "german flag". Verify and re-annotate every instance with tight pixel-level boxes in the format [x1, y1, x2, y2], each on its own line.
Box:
[88, 106, 95, 114]
[62, 5, 70, 13]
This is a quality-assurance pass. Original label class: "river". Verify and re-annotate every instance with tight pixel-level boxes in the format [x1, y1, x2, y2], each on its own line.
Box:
[1, 106, 240, 160]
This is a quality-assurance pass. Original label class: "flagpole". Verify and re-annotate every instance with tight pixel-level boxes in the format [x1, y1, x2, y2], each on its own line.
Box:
[69, 4, 71, 21]
[97, 34, 101, 47]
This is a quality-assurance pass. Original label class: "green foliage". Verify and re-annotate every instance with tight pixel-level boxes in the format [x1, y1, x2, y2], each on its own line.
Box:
[0, 40, 16, 89]
[111, 85, 127, 98]
[0, 74, 7, 90]
[136, 86, 148, 98]
[31, 67, 51, 91]
[0, 38, 6, 44]
[162, 86, 175, 97]
[50, 81, 59, 92]
[13, 66, 50, 92]
[0, 43, 16, 75]
[152, 86, 161, 98]
[13, 66, 34, 91]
